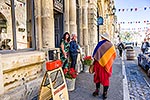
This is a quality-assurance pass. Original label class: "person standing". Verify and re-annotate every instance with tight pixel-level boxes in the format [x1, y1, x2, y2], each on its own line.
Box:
[135, 42, 137, 47]
[141, 39, 149, 54]
[60, 32, 70, 71]
[92, 33, 117, 99]
[117, 40, 125, 57]
[69, 33, 79, 70]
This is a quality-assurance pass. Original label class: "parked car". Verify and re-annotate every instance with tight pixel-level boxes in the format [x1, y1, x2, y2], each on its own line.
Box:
[137, 51, 150, 77]
[148, 68, 150, 77]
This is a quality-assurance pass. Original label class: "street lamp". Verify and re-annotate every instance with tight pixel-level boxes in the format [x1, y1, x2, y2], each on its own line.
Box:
[106, 6, 116, 18]
[112, 6, 116, 15]
[110, 0, 116, 15]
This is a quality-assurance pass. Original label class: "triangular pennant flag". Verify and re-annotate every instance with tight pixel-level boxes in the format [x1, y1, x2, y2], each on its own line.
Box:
[144, 7, 147, 10]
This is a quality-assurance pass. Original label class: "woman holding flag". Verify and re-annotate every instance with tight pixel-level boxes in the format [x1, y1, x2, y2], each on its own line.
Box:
[92, 33, 117, 99]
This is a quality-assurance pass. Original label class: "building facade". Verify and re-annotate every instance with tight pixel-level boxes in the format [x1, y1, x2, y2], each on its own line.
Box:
[0, 0, 116, 99]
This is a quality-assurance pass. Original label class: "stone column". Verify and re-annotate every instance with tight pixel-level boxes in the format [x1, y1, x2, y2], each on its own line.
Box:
[64, 0, 70, 32]
[74, 0, 82, 46]
[82, 0, 89, 55]
[78, 6, 83, 46]
[0, 54, 4, 95]
[69, 0, 77, 34]
[88, 0, 97, 54]
[41, 0, 55, 48]
[37, 0, 42, 50]
[34, 0, 42, 50]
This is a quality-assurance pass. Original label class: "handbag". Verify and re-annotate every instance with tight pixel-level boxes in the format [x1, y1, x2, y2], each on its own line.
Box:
[89, 64, 94, 74]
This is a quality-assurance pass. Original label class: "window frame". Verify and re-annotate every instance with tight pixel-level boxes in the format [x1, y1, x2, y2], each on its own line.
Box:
[0, 0, 36, 54]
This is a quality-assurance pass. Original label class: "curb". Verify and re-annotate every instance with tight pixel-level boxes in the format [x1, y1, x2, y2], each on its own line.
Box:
[122, 57, 130, 100]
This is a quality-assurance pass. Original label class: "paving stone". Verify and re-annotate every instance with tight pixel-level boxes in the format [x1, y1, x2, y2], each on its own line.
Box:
[125, 59, 150, 100]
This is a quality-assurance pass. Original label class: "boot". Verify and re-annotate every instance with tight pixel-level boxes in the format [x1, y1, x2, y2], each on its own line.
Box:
[92, 89, 99, 96]
[103, 86, 108, 99]
[103, 92, 107, 99]
[92, 83, 100, 97]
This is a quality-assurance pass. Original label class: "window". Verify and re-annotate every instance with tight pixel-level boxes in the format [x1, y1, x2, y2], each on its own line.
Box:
[0, 0, 35, 52]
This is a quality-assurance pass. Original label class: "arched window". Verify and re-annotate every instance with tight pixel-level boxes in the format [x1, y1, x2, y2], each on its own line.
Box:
[0, 0, 35, 52]
[0, 13, 8, 50]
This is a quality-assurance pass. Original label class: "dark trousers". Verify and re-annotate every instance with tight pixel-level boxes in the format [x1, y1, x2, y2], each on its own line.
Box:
[70, 54, 78, 69]
[141, 48, 145, 54]
[119, 49, 123, 57]
[96, 83, 109, 94]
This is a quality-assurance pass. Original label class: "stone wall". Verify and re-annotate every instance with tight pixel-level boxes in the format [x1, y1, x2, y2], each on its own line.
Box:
[0, 51, 45, 99]
[0, 77, 43, 100]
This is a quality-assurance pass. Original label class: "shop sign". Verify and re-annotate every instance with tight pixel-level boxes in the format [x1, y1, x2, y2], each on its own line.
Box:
[53, 0, 63, 13]
[97, 16, 103, 25]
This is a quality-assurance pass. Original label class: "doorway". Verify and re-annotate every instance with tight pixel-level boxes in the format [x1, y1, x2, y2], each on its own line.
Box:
[54, 11, 63, 48]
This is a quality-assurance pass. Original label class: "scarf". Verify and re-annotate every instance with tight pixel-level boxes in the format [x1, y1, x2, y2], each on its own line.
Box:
[92, 40, 116, 74]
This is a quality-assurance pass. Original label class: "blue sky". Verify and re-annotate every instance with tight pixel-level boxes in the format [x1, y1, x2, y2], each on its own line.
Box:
[115, 0, 150, 32]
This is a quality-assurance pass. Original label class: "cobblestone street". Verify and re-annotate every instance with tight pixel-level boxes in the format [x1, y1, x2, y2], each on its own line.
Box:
[125, 59, 150, 100]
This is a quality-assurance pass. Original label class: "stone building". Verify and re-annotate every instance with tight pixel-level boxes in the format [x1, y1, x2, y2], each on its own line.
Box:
[0, 0, 116, 99]
[97, 0, 117, 43]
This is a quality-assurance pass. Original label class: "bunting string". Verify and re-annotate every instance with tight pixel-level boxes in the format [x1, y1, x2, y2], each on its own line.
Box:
[117, 6, 150, 12]
[121, 27, 148, 30]
[117, 20, 150, 24]
[121, 29, 147, 32]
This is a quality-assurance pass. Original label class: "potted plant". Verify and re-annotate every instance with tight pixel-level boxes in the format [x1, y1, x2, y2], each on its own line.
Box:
[83, 56, 93, 72]
[63, 68, 77, 91]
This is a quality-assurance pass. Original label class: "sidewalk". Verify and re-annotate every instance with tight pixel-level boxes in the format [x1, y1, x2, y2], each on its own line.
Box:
[69, 55, 127, 100]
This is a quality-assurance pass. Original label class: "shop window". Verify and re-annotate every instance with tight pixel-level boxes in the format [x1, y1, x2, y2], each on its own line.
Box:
[0, 0, 35, 51]
[0, 6, 12, 50]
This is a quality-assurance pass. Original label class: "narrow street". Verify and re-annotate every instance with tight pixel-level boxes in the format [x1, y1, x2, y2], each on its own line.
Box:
[0, 0, 150, 99]
[69, 47, 150, 100]
[123, 47, 150, 100]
